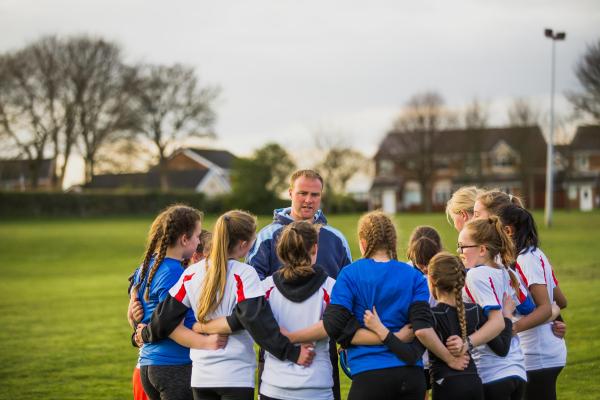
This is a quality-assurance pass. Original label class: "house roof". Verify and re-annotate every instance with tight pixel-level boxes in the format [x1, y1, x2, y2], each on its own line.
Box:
[375, 126, 547, 166]
[185, 148, 236, 169]
[570, 125, 600, 151]
[87, 169, 209, 190]
[0, 159, 54, 181]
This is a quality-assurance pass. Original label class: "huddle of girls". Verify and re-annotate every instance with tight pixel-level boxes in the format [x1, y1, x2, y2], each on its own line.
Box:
[128, 187, 566, 400]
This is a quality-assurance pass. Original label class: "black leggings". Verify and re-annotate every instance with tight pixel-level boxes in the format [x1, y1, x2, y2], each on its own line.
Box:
[483, 376, 526, 400]
[140, 364, 193, 400]
[192, 387, 254, 400]
[431, 374, 483, 400]
[348, 366, 425, 400]
[524, 367, 563, 400]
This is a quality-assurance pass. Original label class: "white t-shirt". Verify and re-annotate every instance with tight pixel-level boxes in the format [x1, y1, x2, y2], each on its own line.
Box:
[169, 259, 264, 388]
[463, 265, 527, 384]
[259, 275, 335, 400]
[514, 248, 567, 371]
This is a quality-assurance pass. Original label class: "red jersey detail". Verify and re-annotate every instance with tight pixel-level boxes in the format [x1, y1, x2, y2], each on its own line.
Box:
[488, 277, 501, 305]
[322, 288, 330, 305]
[464, 283, 476, 303]
[552, 269, 559, 286]
[540, 256, 548, 284]
[515, 262, 529, 288]
[174, 273, 195, 302]
[234, 273, 246, 302]
[265, 286, 275, 301]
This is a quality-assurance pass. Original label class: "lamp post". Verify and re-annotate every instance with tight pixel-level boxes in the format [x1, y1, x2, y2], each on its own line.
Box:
[544, 28, 565, 228]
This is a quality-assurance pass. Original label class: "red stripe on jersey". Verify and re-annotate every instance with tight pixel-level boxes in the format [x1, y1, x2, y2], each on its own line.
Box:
[265, 286, 275, 301]
[464, 283, 476, 303]
[488, 277, 501, 305]
[174, 273, 195, 302]
[515, 262, 529, 287]
[234, 273, 246, 302]
[540, 256, 548, 284]
[322, 288, 330, 305]
[552, 269, 559, 286]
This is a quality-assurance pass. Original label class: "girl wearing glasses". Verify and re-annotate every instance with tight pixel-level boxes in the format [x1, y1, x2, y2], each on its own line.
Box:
[453, 217, 528, 400]
[497, 205, 566, 400]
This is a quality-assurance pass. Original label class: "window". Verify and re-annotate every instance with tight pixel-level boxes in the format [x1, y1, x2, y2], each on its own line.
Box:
[403, 181, 421, 207]
[575, 154, 589, 172]
[379, 159, 394, 176]
[433, 180, 452, 205]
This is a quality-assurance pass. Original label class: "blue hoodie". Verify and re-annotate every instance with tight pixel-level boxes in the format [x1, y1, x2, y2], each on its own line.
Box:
[246, 207, 352, 280]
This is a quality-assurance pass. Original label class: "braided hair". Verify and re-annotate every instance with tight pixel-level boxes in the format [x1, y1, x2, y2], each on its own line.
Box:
[357, 211, 398, 260]
[428, 252, 468, 343]
[138, 204, 202, 301]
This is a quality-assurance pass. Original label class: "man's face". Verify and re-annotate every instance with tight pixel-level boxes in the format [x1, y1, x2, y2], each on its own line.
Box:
[289, 176, 323, 221]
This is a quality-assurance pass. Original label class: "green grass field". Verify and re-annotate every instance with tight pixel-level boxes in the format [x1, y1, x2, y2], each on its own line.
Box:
[0, 211, 599, 399]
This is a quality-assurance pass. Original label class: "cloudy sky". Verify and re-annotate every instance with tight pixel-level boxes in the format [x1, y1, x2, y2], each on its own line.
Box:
[1, 0, 599, 185]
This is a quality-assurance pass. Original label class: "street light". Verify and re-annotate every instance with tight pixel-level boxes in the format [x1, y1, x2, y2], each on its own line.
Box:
[544, 28, 566, 228]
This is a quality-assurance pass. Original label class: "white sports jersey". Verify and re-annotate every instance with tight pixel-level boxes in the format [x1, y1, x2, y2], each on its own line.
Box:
[463, 265, 527, 384]
[514, 248, 567, 371]
[169, 259, 263, 388]
[260, 275, 335, 400]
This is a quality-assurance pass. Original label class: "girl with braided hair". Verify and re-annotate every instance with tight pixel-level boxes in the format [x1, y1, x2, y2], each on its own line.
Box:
[497, 205, 566, 400]
[136, 210, 315, 400]
[131, 204, 223, 400]
[453, 216, 529, 400]
[322, 211, 469, 400]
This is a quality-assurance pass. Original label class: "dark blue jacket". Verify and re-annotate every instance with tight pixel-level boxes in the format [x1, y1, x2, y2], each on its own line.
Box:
[246, 207, 352, 280]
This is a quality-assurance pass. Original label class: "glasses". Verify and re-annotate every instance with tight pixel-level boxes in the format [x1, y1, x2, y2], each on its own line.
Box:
[457, 244, 479, 254]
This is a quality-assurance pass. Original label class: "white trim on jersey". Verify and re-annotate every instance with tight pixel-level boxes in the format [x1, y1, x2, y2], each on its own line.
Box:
[514, 248, 567, 371]
[259, 276, 335, 400]
[168, 259, 264, 388]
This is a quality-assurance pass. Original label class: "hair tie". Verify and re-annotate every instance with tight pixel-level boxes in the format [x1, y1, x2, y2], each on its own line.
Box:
[509, 194, 513, 202]
[223, 215, 230, 222]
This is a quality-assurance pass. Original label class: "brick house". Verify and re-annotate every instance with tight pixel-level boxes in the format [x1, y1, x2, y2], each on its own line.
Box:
[370, 126, 559, 213]
[87, 148, 236, 196]
[563, 125, 600, 211]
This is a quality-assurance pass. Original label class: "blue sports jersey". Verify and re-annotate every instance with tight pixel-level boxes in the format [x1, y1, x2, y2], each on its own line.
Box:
[134, 257, 196, 366]
[330, 258, 430, 375]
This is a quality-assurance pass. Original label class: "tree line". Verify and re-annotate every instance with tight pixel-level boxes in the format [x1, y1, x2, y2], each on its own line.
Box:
[0, 35, 218, 189]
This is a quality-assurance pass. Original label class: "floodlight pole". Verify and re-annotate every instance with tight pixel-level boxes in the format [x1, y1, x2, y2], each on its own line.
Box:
[544, 28, 565, 228]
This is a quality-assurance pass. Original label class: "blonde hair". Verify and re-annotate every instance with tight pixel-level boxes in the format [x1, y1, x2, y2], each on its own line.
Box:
[137, 205, 202, 301]
[276, 221, 319, 281]
[428, 252, 468, 343]
[446, 186, 483, 225]
[289, 169, 324, 190]
[196, 210, 256, 323]
[358, 211, 398, 260]
[464, 216, 519, 293]
[476, 189, 524, 216]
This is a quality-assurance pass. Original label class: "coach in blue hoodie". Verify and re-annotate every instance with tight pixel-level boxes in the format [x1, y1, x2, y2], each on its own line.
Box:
[247, 169, 352, 400]
[247, 169, 352, 280]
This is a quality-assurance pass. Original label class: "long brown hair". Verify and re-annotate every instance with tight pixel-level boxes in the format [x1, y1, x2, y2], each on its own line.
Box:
[196, 210, 256, 323]
[476, 189, 524, 215]
[276, 221, 318, 281]
[357, 211, 398, 260]
[464, 216, 519, 293]
[136, 204, 202, 301]
[407, 226, 442, 270]
[428, 252, 468, 343]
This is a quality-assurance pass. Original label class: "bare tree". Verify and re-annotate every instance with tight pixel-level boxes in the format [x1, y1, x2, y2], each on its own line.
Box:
[392, 91, 453, 212]
[64, 36, 138, 183]
[567, 39, 600, 123]
[464, 98, 489, 129]
[131, 64, 219, 190]
[0, 41, 66, 189]
[507, 98, 540, 127]
[316, 147, 367, 195]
